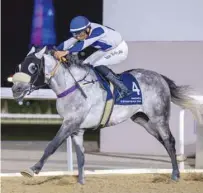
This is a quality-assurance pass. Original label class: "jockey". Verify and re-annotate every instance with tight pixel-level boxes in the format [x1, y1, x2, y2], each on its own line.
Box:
[54, 16, 132, 101]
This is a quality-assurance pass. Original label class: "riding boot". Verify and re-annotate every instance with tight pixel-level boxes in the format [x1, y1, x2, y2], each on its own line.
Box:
[95, 65, 133, 102]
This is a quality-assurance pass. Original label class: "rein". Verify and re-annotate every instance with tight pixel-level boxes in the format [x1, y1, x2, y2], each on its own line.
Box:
[43, 56, 88, 99]
[14, 50, 91, 99]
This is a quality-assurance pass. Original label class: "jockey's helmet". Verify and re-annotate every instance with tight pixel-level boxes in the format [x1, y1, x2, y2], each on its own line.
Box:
[70, 16, 91, 35]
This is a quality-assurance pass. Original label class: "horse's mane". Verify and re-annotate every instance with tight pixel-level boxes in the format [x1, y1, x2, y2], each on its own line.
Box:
[35, 47, 90, 72]
[65, 54, 85, 68]
[51, 50, 88, 70]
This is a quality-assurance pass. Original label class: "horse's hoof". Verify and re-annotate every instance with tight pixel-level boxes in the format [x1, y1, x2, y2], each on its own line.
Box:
[20, 168, 35, 178]
[171, 174, 180, 182]
[78, 179, 85, 185]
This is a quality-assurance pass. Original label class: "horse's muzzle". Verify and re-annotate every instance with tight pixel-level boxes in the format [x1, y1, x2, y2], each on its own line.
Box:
[12, 82, 31, 103]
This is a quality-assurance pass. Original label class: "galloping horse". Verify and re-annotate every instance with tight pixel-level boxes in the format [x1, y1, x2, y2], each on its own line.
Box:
[11, 46, 202, 184]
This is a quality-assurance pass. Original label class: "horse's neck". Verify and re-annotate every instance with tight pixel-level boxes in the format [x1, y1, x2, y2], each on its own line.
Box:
[44, 54, 88, 95]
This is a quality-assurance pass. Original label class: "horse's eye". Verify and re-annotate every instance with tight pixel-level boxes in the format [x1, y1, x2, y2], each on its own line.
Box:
[28, 63, 38, 74]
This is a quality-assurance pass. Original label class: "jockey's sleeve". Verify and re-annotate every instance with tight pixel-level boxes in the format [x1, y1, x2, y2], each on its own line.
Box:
[68, 27, 105, 53]
[56, 37, 78, 50]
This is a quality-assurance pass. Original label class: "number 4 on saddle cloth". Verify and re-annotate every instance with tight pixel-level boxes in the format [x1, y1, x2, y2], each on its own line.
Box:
[93, 68, 143, 105]
[92, 67, 143, 129]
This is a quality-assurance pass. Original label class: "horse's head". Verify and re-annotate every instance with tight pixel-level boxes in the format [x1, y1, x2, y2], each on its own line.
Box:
[11, 46, 47, 103]
[11, 46, 89, 104]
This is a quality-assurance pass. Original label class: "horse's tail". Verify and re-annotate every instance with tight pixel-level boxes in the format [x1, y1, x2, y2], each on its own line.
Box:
[161, 75, 203, 124]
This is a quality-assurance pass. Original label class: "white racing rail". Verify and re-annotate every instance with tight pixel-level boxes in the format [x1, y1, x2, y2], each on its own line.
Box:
[1, 87, 73, 171]
[1, 87, 203, 171]
[1, 87, 57, 100]
[1, 168, 203, 177]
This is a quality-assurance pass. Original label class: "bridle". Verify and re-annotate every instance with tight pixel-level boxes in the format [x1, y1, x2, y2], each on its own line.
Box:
[15, 52, 61, 96]
[19, 52, 89, 98]
[28, 57, 47, 94]
[28, 55, 62, 95]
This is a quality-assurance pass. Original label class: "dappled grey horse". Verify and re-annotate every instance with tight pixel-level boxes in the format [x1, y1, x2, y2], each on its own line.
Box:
[11, 46, 202, 184]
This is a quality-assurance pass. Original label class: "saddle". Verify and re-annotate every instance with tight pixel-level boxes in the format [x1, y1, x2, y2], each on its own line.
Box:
[92, 67, 143, 129]
[55, 53, 142, 129]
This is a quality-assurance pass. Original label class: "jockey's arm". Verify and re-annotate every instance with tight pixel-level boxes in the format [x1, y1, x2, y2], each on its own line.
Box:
[56, 37, 78, 50]
[54, 27, 105, 60]
[67, 27, 105, 54]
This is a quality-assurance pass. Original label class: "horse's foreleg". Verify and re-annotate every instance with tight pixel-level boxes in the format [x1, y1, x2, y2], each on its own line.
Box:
[26, 120, 78, 175]
[72, 129, 85, 184]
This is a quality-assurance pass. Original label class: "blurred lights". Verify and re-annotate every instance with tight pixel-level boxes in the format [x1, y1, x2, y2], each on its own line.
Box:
[7, 76, 13, 82]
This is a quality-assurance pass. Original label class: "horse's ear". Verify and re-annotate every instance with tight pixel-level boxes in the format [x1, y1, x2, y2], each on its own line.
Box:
[27, 46, 36, 56]
[35, 46, 47, 59]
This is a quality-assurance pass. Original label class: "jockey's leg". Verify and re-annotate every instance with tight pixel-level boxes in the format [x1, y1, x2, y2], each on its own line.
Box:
[83, 41, 129, 67]
[83, 41, 133, 101]
[95, 65, 133, 101]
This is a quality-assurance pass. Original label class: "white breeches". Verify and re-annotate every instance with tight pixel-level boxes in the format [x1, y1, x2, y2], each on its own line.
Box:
[82, 40, 128, 67]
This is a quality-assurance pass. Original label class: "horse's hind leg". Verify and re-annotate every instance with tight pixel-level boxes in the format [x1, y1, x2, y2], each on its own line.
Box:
[156, 121, 180, 181]
[131, 113, 180, 181]
[131, 113, 165, 149]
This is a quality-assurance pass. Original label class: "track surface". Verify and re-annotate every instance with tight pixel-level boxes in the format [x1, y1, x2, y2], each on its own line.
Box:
[2, 173, 203, 193]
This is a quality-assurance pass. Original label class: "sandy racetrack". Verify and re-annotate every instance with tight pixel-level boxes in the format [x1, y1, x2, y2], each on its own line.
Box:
[1, 173, 203, 193]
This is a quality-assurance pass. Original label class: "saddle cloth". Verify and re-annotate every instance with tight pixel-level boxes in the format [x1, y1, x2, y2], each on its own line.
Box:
[92, 68, 143, 129]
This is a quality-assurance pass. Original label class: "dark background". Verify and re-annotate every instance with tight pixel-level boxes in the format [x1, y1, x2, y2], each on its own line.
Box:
[1, 0, 103, 87]
[1, 0, 102, 141]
